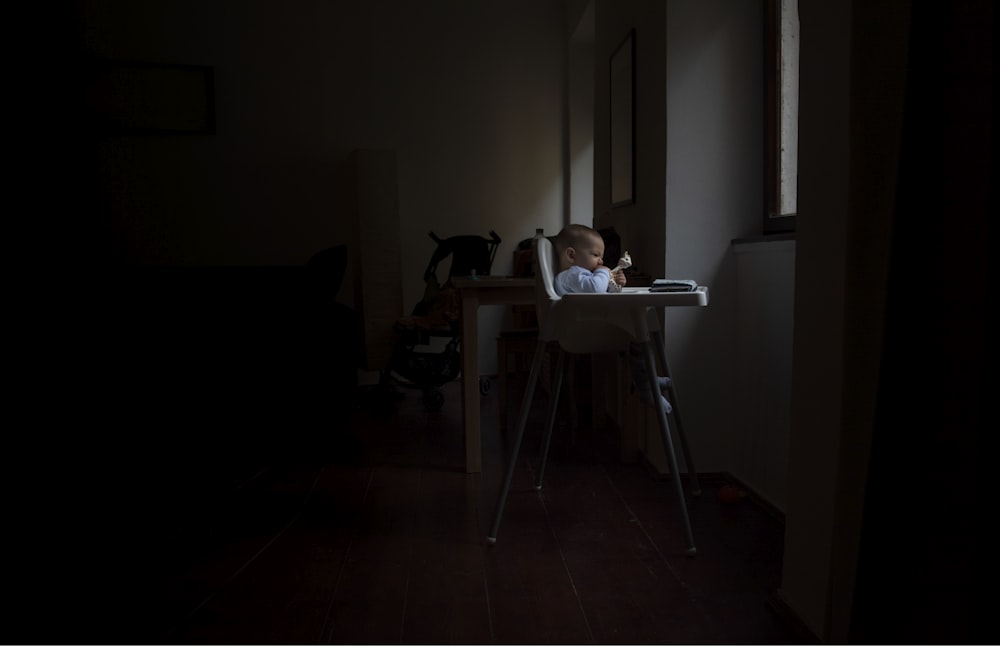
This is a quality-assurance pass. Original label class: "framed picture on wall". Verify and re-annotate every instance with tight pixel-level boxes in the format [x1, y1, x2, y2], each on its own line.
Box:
[83, 60, 216, 135]
[610, 28, 635, 208]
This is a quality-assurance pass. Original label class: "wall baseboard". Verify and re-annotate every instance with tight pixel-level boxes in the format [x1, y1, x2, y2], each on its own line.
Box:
[767, 588, 822, 644]
[636, 466, 787, 524]
[721, 471, 786, 523]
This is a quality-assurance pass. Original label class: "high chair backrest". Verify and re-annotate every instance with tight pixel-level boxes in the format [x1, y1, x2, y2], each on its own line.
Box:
[532, 236, 560, 342]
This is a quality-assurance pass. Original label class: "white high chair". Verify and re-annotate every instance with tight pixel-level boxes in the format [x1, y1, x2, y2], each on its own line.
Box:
[486, 236, 706, 555]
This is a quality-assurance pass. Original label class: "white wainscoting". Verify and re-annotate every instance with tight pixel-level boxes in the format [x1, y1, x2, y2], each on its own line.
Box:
[732, 238, 795, 513]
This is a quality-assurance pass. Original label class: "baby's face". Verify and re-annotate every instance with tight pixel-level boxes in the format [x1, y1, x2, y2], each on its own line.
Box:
[574, 235, 606, 272]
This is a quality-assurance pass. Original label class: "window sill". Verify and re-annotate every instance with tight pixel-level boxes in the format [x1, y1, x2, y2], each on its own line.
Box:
[731, 232, 796, 253]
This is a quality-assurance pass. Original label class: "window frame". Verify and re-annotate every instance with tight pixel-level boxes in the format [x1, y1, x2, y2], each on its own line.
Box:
[764, 0, 797, 234]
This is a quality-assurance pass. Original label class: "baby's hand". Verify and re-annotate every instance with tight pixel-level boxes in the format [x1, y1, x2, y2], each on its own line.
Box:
[610, 268, 627, 286]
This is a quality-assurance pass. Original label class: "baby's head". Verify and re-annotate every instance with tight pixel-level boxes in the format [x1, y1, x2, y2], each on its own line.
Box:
[555, 224, 606, 273]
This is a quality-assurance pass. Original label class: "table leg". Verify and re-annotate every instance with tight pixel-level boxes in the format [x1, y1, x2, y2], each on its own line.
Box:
[461, 290, 481, 473]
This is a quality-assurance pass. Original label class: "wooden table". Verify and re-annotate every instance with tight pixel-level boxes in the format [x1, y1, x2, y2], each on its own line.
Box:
[451, 276, 535, 473]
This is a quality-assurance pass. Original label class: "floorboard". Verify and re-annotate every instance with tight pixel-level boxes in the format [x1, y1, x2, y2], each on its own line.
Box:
[8, 378, 801, 644]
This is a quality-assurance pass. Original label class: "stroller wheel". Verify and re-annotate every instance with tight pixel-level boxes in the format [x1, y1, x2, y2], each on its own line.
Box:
[479, 376, 492, 396]
[423, 388, 445, 411]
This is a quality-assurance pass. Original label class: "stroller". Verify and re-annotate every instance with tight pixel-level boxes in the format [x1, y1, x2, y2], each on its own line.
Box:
[385, 230, 502, 410]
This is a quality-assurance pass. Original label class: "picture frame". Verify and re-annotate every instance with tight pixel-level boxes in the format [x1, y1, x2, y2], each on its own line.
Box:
[610, 29, 635, 208]
[83, 60, 216, 135]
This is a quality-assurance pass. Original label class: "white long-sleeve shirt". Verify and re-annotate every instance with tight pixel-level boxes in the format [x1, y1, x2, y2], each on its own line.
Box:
[554, 265, 614, 296]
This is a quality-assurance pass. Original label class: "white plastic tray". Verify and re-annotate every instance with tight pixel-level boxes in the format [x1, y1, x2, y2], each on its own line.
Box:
[561, 285, 709, 308]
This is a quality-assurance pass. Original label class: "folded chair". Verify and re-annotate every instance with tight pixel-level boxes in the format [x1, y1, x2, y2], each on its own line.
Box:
[486, 235, 702, 555]
[386, 231, 502, 410]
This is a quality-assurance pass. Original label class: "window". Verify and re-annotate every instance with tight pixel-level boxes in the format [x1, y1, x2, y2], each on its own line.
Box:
[765, 0, 798, 233]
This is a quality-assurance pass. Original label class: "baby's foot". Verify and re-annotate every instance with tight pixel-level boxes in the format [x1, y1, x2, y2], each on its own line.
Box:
[638, 389, 673, 415]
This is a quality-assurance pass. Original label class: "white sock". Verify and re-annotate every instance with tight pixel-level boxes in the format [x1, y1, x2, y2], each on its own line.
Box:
[638, 389, 673, 415]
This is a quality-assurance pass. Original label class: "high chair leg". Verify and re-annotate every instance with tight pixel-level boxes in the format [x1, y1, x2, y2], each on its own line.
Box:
[487, 338, 549, 543]
[534, 350, 566, 490]
[651, 330, 701, 496]
[640, 340, 697, 556]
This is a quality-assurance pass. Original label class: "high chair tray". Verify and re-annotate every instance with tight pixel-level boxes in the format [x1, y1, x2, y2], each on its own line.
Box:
[561, 285, 709, 308]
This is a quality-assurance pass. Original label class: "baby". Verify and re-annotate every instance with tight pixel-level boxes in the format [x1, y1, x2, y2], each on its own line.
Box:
[552, 223, 627, 294]
[552, 225, 673, 412]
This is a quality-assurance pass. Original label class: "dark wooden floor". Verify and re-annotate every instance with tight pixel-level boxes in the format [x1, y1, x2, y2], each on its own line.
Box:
[10, 376, 803, 645]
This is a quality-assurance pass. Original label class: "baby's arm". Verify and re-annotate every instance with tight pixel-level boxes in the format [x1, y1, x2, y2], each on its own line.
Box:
[561, 266, 612, 293]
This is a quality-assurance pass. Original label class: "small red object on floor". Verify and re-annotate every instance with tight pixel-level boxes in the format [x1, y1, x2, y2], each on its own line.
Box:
[718, 484, 745, 504]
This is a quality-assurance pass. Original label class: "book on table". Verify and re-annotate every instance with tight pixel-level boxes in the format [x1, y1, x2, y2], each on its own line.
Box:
[649, 278, 698, 292]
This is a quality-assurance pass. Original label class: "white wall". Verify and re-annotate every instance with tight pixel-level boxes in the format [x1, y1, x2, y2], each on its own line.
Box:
[587, 0, 762, 475]
[593, 0, 667, 272]
[661, 0, 763, 473]
[779, 0, 910, 640]
[79, 0, 567, 376]
[568, 1, 595, 227]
